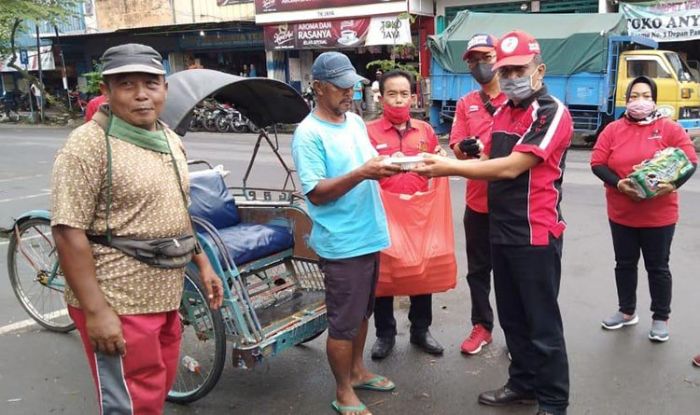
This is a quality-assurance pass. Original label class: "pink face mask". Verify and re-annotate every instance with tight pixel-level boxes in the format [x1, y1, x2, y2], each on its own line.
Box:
[626, 99, 656, 120]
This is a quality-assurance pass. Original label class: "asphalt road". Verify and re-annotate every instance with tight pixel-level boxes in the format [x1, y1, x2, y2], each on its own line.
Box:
[1, 125, 699, 415]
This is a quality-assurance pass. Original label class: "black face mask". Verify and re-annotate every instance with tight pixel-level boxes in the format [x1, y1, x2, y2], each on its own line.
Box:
[472, 63, 495, 85]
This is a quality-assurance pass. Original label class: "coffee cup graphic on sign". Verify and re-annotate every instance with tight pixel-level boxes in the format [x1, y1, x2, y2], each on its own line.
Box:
[338, 30, 359, 45]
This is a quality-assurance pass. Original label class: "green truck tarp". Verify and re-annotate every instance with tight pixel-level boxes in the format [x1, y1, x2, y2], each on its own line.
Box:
[428, 11, 629, 76]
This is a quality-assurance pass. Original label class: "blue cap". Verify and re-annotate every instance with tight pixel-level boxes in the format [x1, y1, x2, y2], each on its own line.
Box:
[463, 34, 497, 60]
[312, 52, 368, 89]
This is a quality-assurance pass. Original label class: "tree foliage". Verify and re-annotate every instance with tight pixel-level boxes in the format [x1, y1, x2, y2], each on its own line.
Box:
[1, 1, 78, 57]
[1, 1, 79, 118]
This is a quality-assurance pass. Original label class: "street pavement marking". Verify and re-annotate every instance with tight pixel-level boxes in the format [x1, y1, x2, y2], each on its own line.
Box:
[0, 309, 69, 335]
[0, 191, 50, 204]
[0, 174, 45, 184]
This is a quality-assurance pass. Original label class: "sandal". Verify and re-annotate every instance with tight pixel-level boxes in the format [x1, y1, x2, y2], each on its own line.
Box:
[352, 375, 396, 392]
[331, 400, 370, 414]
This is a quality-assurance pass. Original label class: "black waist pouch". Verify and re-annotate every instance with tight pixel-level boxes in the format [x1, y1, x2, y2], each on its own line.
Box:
[88, 234, 196, 269]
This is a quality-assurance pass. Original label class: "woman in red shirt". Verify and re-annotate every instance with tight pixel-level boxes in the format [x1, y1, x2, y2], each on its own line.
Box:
[590, 76, 697, 343]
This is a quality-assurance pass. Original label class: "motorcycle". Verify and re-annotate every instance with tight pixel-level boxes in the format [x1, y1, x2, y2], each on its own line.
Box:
[302, 86, 315, 111]
[214, 104, 248, 134]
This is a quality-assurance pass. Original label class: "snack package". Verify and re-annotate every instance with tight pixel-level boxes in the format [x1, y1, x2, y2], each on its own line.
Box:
[627, 147, 693, 199]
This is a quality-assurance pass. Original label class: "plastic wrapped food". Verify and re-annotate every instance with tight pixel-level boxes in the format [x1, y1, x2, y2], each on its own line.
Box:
[627, 147, 693, 198]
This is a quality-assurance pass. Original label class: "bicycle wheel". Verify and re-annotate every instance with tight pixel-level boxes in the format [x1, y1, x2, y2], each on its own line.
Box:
[7, 218, 75, 332]
[168, 269, 226, 404]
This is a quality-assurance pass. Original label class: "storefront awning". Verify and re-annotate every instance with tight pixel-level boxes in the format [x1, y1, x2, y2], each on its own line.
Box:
[0, 46, 56, 72]
[263, 15, 412, 51]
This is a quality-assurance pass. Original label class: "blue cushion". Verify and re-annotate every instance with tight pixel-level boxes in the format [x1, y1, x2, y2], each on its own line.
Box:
[205, 223, 294, 265]
[189, 170, 241, 228]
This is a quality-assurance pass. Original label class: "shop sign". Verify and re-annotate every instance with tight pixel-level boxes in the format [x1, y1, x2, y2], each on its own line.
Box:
[263, 15, 412, 50]
[264, 18, 371, 50]
[621, 1, 700, 42]
[365, 15, 411, 46]
[256, 0, 402, 14]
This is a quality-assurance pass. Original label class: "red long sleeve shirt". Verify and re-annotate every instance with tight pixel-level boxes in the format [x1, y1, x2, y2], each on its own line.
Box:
[590, 116, 698, 228]
[449, 91, 507, 213]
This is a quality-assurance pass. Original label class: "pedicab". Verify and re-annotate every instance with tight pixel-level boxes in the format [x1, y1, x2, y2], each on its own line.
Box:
[4, 69, 327, 404]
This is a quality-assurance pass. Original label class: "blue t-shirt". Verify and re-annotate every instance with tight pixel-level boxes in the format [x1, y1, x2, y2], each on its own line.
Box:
[292, 112, 389, 259]
[353, 81, 363, 101]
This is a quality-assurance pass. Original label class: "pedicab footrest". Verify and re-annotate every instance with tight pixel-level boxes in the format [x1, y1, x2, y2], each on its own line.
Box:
[188, 170, 294, 265]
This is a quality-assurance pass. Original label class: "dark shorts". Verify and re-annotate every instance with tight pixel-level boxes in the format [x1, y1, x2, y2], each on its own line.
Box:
[320, 252, 380, 340]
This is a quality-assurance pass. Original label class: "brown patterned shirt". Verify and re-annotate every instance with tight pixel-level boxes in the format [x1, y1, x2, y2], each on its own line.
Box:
[51, 114, 191, 315]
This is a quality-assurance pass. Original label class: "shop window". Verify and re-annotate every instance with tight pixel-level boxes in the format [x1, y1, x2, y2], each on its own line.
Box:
[627, 59, 672, 79]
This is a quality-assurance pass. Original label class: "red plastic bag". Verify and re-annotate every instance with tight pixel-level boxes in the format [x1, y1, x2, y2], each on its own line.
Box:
[376, 177, 457, 297]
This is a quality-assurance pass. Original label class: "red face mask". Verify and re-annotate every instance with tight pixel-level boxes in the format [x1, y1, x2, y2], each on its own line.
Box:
[383, 103, 411, 124]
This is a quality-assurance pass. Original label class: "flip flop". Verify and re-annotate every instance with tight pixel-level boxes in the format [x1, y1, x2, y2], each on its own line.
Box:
[331, 400, 369, 414]
[352, 375, 396, 392]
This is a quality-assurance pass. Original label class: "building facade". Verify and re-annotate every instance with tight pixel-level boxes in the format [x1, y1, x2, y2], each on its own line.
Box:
[2, 0, 264, 97]
[256, 0, 435, 93]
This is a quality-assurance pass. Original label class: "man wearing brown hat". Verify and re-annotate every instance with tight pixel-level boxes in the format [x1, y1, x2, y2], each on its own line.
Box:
[51, 43, 223, 414]
[415, 30, 572, 415]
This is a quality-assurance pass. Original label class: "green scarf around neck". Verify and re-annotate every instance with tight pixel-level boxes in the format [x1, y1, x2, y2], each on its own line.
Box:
[106, 114, 171, 154]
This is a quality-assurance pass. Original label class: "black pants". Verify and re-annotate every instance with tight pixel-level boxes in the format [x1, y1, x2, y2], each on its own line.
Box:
[464, 207, 494, 331]
[374, 294, 432, 338]
[492, 238, 569, 415]
[609, 220, 675, 321]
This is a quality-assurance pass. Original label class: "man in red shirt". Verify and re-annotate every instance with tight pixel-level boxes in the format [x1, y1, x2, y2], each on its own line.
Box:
[84, 94, 107, 122]
[416, 31, 572, 415]
[450, 33, 508, 356]
[366, 69, 444, 359]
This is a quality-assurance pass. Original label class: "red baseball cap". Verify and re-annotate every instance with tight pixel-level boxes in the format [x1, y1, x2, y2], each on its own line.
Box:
[462, 33, 497, 60]
[493, 30, 541, 69]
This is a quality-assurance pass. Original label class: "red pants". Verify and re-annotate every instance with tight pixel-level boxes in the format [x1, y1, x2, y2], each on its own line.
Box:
[68, 306, 181, 415]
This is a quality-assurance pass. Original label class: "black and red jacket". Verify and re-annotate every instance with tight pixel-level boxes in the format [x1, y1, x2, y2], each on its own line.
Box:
[488, 87, 574, 246]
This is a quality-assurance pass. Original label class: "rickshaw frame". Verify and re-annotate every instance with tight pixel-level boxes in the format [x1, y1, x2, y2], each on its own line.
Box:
[5, 69, 326, 404]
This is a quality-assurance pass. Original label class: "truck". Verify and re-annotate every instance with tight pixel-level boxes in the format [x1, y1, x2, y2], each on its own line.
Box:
[427, 11, 700, 141]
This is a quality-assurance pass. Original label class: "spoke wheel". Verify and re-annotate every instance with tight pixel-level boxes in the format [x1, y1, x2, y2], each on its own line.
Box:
[231, 118, 248, 133]
[7, 218, 75, 332]
[215, 114, 231, 133]
[167, 269, 226, 404]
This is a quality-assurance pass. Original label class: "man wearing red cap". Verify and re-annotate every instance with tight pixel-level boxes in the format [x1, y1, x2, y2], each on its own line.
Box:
[415, 30, 572, 415]
[450, 33, 507, 356]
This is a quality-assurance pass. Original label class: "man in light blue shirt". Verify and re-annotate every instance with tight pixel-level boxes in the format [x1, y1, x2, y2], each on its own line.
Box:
[292, 51, 400, 415]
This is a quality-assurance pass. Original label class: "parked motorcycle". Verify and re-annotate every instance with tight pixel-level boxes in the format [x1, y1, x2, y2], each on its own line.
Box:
[302, 86, 315, 111]
[214, 104, 248, 133]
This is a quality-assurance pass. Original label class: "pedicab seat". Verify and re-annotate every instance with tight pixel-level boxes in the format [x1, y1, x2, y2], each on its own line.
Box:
[188, 169, 294, 266]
